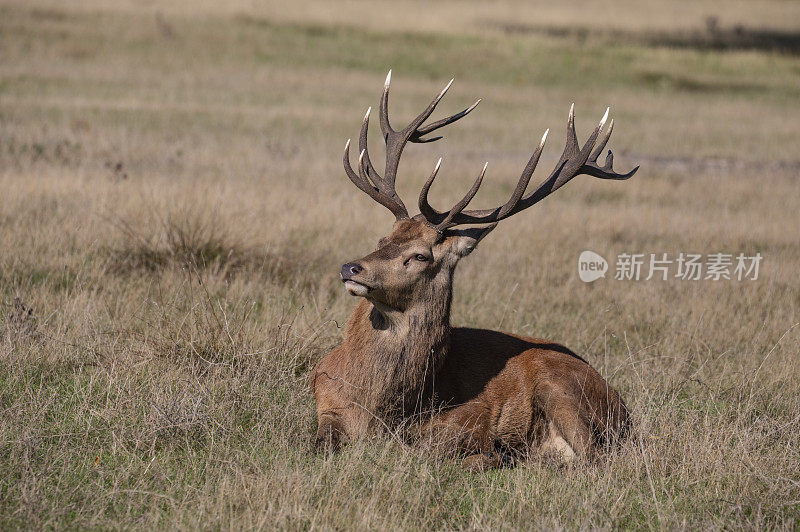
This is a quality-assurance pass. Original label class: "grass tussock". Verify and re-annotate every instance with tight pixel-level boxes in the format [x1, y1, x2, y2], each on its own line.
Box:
[3, 298, 38, 338]
[108, 212, 259, 276]
[105, 210, 318, 292]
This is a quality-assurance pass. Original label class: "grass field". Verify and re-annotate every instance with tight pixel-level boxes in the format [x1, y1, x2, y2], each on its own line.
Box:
[1, 0, 799, 529]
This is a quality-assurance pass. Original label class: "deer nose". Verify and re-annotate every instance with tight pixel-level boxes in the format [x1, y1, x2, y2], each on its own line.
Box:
[341, 262, 364, 280]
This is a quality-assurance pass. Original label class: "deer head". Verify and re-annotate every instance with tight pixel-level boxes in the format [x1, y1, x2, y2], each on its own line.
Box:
[340, 219, 494, 312]
[340, 72, 638, 313]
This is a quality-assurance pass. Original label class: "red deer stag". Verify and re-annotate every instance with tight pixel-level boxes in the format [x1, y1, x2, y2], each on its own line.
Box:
[311, 72, 638, 469]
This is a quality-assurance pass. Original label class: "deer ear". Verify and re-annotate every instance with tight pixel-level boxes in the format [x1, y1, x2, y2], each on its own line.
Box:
[448, 223, 498, 257]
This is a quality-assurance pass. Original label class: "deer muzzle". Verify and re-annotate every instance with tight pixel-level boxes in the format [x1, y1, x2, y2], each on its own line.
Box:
[340, 262, 371, 296]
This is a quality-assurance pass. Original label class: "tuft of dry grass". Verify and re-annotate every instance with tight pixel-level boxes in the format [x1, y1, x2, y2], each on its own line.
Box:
[1, 0, 799, 529]
[105, 210, 293, 283]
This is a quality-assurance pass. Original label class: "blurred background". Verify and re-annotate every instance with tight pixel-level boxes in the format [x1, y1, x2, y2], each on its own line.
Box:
[1, 0, 799, 529]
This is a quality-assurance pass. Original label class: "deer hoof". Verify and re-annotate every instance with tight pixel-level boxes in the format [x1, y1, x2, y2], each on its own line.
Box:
[314, 422, 347, 454]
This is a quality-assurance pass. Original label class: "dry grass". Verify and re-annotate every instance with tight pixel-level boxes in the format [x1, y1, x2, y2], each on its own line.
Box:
[1, 0, 799, 529]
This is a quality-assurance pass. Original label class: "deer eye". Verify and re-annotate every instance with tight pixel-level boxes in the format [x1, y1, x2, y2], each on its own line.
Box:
[414, 254, 429, 262]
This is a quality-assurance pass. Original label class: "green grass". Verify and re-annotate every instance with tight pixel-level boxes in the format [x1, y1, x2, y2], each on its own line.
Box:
[1, 0, 799, 529]
[3, 4, 799, 99]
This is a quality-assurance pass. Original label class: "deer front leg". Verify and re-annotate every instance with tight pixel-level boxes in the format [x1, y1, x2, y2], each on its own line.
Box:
[314, 412, 349, 452]
[311, 362, 371, 453]
[314, 405, 378, 453]
[413, 402, 503, 470]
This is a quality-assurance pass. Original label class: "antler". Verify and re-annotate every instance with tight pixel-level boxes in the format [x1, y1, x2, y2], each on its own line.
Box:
[418, 104, 639, 230]
[343, 71, 481, 221]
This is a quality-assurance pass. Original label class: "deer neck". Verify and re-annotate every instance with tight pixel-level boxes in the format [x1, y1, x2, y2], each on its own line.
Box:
[342, 277, 453, 419]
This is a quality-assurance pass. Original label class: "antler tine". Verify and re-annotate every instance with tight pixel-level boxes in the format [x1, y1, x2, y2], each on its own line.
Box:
[428, 105, 637, 228]
[343, 139, 411, 220]
[495, 128, 549, 218]
[549, 105, 606, 190]
[358, 106, 394, 196]
[418, 158, 445, 221]
[436, 163, 488, 230]
[585, 151, 640, 180]
[343, 139, 372, 193]
[588, 116, 613, 164]
[404, 77, 454, 136]
[411, 98, 482, 143]
[419, 128, 549, 227]
[583, 118, 639, 180]
[379, 70, 394, 138]
[563, 103, 580, 160]
[354, 148, 409, 220]
[380, 70, 455, 138]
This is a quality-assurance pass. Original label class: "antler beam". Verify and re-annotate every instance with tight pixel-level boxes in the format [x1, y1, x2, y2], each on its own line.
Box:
[418, 104, 638, 230]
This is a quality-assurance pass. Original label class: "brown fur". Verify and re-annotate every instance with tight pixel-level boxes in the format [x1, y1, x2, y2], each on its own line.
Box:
[311, 219, 630, 466]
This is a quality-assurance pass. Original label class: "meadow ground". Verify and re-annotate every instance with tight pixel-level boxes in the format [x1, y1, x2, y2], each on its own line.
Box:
[1, 0, 799, 529]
